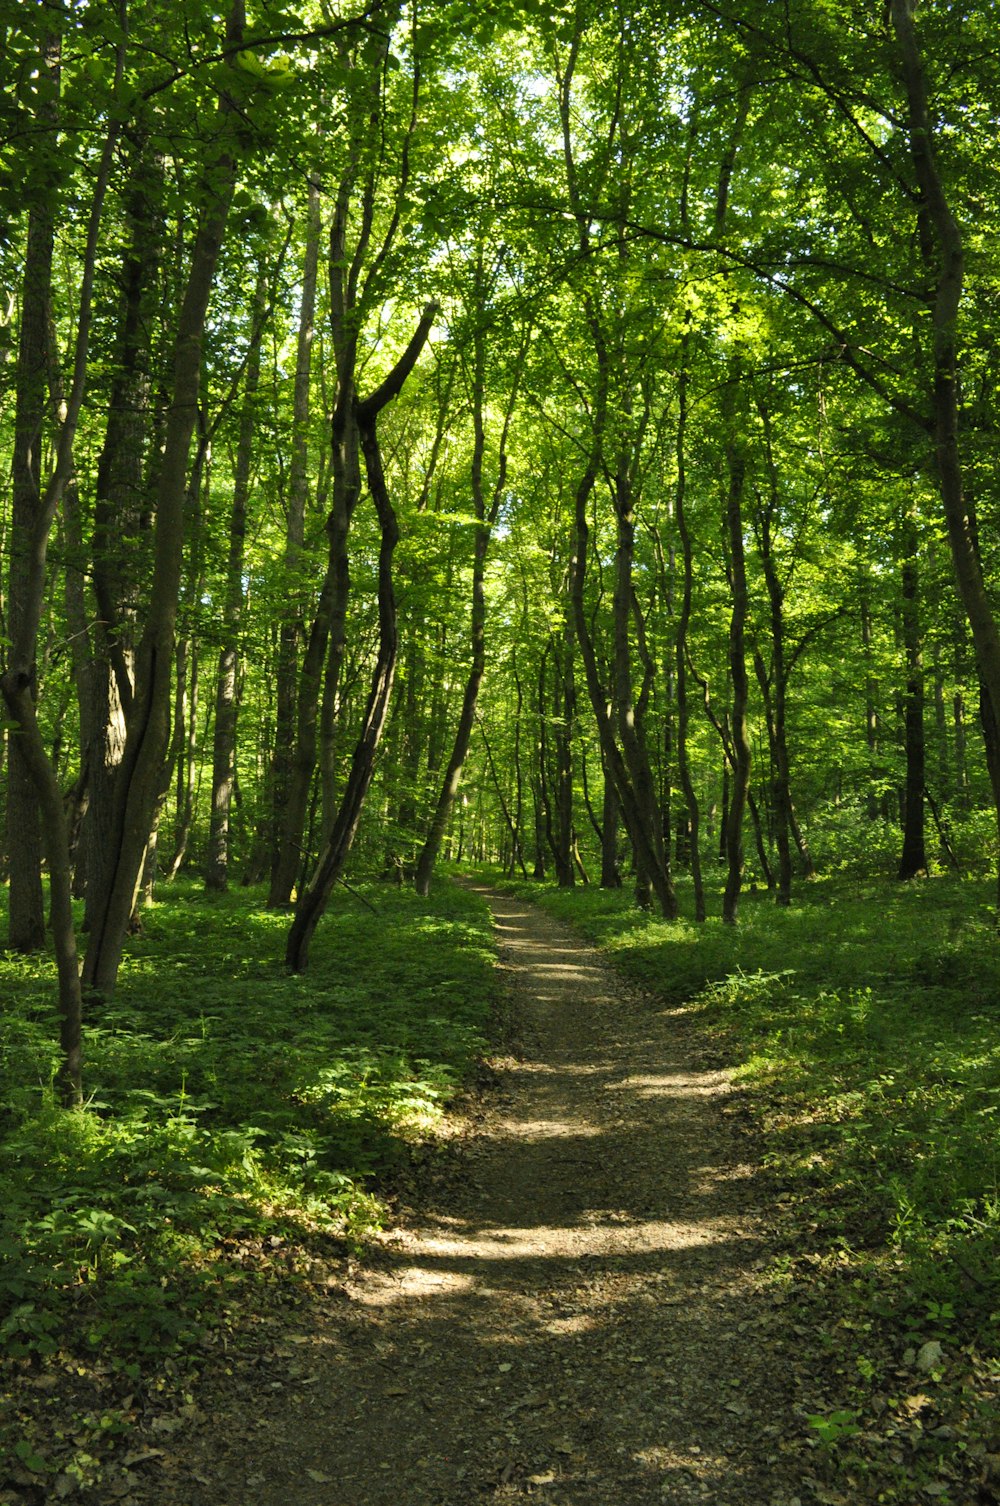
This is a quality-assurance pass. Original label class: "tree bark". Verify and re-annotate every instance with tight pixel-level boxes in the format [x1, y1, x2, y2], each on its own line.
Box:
[1, 20, 125, 1095]
[286, 304, 436, 968]
[82, 0, 245, 997]
[672, 341, 705, 920]
[891, 0, 1000, 906]
[270, 178, 321, 877]
[6, 193, 53, 953]
[206, 265, 266, 889]
[898, 503, 928, 879]
[414, 308, 516, 896]
[722, 394, 752, 926]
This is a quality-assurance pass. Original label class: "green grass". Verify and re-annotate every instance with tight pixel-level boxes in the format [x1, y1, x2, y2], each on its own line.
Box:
[0, 879, 496, 1369]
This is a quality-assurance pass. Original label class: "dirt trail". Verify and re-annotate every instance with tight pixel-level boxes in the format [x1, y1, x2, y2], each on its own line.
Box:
[174, 885, 814, 1505]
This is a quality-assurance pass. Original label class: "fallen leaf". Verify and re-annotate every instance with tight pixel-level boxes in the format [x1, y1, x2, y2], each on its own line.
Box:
[305, 1468, 334, 1483]
[121, 1450, 165, 1468]
[917, 1341, 945, 1374]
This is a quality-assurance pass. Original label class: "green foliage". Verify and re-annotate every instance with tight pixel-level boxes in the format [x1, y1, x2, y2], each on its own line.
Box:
[806, 1408, 861, 1448]
[0, 881, 496, 1368]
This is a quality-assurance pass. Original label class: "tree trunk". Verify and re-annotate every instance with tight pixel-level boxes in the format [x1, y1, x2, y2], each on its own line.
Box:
[6, 174, 54, 952]
[898, 505, 927, 879]
[414, 308, 514, 896]
[610, 451, 676, 917]
[891, 0, 1000, 908]
[270, 178, 321, 874]
[286, 305, 436, 968]
[81, 1, 245, 997]
[551, 633, 576, 889]
[79, 141, 162, 933]
[285, 426, 397, 970]
[673, 343, 705, 920]
[722, 400, 752, 926]
[600, 759, 622, 888]
[1, 23, 126, 1095]
[206, 266, 265, 889]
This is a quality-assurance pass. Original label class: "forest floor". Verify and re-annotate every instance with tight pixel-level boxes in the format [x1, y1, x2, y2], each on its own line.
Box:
[119, 883, 840, 1506]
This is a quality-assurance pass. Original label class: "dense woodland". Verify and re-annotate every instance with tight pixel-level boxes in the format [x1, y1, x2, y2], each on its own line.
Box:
[2, 0, 999, 1081]
[4, 4, 1000, 1498]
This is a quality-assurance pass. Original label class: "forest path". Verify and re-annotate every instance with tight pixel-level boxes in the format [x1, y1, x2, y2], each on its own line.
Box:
[177, 885, 813, 1505]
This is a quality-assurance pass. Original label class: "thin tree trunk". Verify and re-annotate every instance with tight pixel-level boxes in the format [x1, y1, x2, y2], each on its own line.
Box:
[722, 395, 752, 926]
[6, 195, 52, 952]
[271, 178, 321, 871]
[414, 311, 516, 895]
[673, 342, 705, 919]
[551, 633, 576, 889]
[600, 755, 622, 888]
[2, 21, 126, 1093]
[898, 504, 927, 879]
[206, 265, 265, 889]
[286, 305, 435, 969]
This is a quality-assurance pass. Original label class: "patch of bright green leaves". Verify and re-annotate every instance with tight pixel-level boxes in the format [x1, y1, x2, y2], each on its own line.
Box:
[0, 881, 496, 1361]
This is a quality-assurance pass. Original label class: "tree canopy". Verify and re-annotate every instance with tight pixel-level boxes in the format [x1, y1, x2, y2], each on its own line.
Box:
[3, 0, 1000, 1097]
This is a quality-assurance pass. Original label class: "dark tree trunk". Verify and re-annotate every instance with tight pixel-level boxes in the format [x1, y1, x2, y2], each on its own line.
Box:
[415, 308, 516, 896]
[551, 633, 576, 890]
[672, 344, 705, 920]
[1, 25, 125, 1096]
[82, 3, 245, 997]
[6, 178, 54, 952]
[891, 0, 1000, 909]
[270, 179, 321, 878]
[898, 507, 928, 879]
[206, 267, 265, 890]
[722, 399, 752, 926]
[286, 306, 436, 969]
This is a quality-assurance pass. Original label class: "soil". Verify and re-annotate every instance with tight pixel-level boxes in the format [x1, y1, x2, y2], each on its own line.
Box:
[133, 884, 827, 1505]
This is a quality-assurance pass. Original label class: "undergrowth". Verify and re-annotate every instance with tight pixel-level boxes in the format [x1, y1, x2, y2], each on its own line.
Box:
[0, 878, 495, 1490]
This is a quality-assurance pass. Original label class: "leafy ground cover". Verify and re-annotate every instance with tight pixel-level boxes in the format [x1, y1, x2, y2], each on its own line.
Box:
[0, 880, 496, 1499]
[488, 868, 1000, 1502]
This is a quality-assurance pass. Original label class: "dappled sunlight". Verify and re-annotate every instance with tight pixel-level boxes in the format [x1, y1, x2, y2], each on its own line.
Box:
[510, 1115, 605, 1137]
[379, 1215, 730, 1276]
[359, 1266, 479, 1302]
[604, 1070, 733, 1099]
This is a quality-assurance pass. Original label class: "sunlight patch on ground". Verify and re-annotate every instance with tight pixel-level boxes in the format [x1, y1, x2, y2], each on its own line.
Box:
[357, 1266, 478, 1303]
[511, 1116, 605, 1138]
[633, 1443, 725, 1476]
[383, 1217, 730, 1272]
[541, 1314, 599, 1337]
[603, 1071, 732, 1098]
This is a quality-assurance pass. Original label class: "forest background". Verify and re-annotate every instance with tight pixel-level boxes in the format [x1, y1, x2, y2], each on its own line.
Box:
[2, 0, 1000, 1498]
